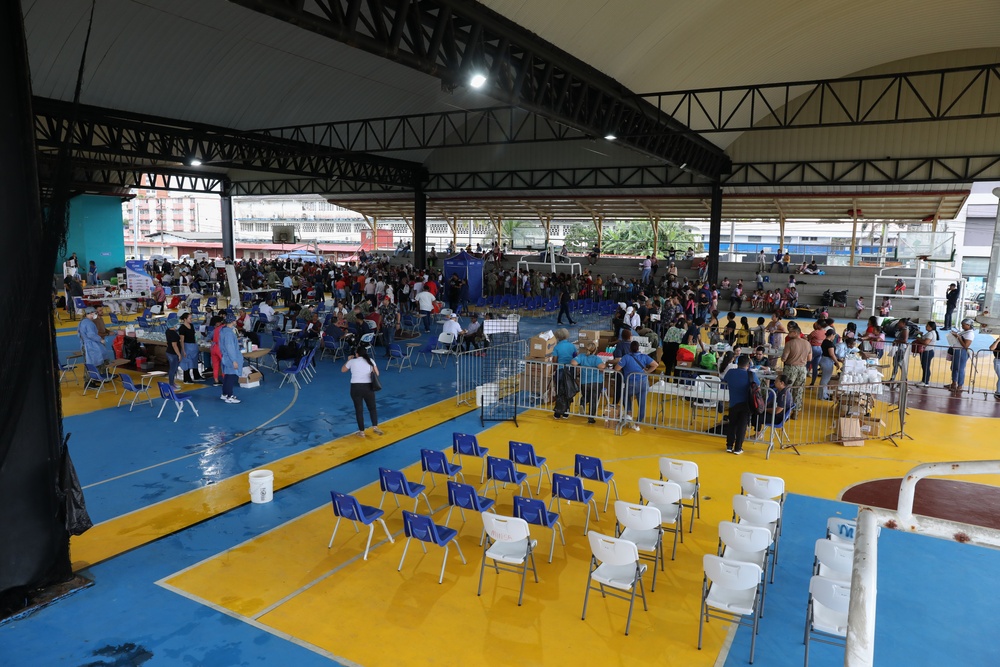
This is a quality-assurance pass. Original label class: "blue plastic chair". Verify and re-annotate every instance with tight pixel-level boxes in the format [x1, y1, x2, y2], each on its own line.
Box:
[514, 495, 565, 563]
[385, 343, 413, 372]
[444, 481, 495, 545]
[117, 374, 153, 411]
[575, 454, 619, 512]
[83, 364, 118, 398]
[452, 432, 490, 483]
[378, 468, 432, 514]
[509, 441, 550, 495]
[420, 449, 464, 488]
[397, 510, 466, 584]
[550, 472, 599, 534]
[156, 381, 199, 422]
[483, 456, 531, 499]
[278, 355, 308, 389]
[328, 491, 394, 561]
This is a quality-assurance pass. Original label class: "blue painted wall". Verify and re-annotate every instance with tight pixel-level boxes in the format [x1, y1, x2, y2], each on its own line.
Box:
[57, 195, 127, 279]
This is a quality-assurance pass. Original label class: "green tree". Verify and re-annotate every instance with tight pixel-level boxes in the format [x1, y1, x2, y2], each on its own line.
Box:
[565, 220, 696, 255]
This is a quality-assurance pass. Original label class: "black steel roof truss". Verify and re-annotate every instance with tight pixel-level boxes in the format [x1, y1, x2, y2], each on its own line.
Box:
[642, 63, 1000, 134]
[256, 105, 584, 152]
[33, 97, 423, 188]
[228, 0, 729, 178]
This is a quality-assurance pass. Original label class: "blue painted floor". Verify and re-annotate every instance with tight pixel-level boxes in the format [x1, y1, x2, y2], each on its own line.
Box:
[724, 494, 1000, 667]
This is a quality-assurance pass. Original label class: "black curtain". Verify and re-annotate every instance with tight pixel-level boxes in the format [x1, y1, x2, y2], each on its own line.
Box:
[0, 0, 73, 607]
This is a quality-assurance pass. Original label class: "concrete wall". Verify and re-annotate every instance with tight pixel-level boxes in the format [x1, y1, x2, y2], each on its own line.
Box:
[57, 194, 127, 279]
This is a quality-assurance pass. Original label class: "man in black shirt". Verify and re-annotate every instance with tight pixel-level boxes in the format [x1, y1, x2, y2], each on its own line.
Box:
[944, 283, 959, 329]
[165, 323, 183, 389]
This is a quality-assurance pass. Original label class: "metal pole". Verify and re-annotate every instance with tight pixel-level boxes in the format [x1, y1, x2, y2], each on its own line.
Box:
[850, 214, 858, 266]
[220, 179, 235, 261]
[413, 183, 427, 269]
[707, 183, 722, 285]
[845, 507, 878, 667]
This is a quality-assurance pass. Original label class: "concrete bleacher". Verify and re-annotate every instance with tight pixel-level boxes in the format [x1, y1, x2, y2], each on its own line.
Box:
[388, 252, 917, 320]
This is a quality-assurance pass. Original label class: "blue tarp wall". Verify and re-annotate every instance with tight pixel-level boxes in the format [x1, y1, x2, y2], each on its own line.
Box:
[443, 251, 484, 302]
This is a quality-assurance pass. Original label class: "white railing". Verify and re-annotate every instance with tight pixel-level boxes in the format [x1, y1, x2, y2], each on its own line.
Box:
[845, 507, 879, 667]
[847, 460, 1000, 667]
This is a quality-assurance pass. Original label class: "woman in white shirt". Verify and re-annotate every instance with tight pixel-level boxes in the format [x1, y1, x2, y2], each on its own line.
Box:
[341, 345, 382, 437]
[946, 318, 976, 393]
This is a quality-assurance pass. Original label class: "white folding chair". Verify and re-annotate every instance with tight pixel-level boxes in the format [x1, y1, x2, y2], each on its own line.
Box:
[804, 574, 851, 667]
[698, 554, 764, 664]
[582, 532, 648, 636]
[732, 494, 781, 583]
[478, 513, 538, 606]
[638, 477, 683, 560]
[812, 538, 854, 582]
[430, 332, 456, 366]
[614, 500, 664, 591]
[659, 457, 700, 532]
[741, 471, 786, 542]
[718, 520, 773, 615]
[826, 516, 856, 545]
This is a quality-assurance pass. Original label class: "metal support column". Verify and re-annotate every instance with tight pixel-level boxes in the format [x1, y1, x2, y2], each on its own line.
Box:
[0, 0, 73, 604]
[220, 178, 235, 261]
[414, 183, 427, 269]
[849, 213, 858, 267]
[707, 183, 723, 285]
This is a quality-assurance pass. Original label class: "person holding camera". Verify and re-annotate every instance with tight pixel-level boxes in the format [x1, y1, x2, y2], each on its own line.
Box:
[341, 345, 382, 437]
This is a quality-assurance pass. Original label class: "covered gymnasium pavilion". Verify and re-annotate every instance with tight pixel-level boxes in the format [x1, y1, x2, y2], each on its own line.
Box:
[4, 1, 1000, 665]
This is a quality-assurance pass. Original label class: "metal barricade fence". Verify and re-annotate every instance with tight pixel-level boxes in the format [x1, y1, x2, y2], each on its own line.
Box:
[455, 339, 528, 408]
[459, 341, 906, 453]
[888, 343, 999, 398]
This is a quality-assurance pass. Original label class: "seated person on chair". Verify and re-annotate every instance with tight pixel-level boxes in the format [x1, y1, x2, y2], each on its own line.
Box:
[463, 314, 485, 350]
[750, 374, 793, 434]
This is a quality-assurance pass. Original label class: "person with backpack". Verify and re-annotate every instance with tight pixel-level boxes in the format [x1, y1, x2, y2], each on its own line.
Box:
[722, 355, 759, 454]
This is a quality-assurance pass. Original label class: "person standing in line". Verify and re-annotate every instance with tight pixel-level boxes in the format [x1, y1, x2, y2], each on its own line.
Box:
[613, 341, 658, 431]
[944, 283, 959, 329]
[572, 342, 607, 423]
[219, 314, 243, 404]
[818, 328, 842, 399]
[722, 355, 758, 454]
[416, 285, 436, 333]
[807, 320, 827, 385]
[178, 312, 204, 383]
[781, 321, 811, 417]
[550, 328, 578, 420]
[165, 318, 183, 390]
[342, 345, 382, 437]
[377, 294, 399, 357]
[989, 335, 1000, 400]
[889, 318, 909, 381]
[946, 318, 976, 394]
[208, 314, 224, 386]
[915, 321, 938, 388]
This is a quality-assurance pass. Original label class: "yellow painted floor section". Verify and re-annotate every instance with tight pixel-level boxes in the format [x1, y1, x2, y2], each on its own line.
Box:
[161, 406, 1000, 667]
[59, 368, 211, 418]
[71, 397, 473, 571]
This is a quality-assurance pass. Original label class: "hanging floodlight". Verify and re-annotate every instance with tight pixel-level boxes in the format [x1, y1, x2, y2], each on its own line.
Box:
[469, 72, 487, 89]
[187, 157, 203, 167]
[604, 133, 617, 141]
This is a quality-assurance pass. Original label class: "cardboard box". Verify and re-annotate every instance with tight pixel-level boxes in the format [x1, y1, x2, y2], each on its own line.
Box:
[529, 330, 557, 359]
[836, 417, 865, 446]
[859, 417, 886, 438]
[521, 359, 554, 402]
[577, 330, 603, 343]
[239, 370, 263, 388]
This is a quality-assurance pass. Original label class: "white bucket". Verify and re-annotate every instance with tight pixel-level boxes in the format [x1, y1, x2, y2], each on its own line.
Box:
[249, 469, 274, 504]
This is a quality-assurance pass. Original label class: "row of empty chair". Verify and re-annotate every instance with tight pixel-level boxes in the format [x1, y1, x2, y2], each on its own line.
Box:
[327, 435, 710, 636]
[699, 472, 786, 664]
[804, 516, 858, 667]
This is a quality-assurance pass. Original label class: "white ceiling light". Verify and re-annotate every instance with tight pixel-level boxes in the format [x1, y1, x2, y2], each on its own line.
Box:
[469, 73, 487, 89]
[604, 133, 617, 141]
